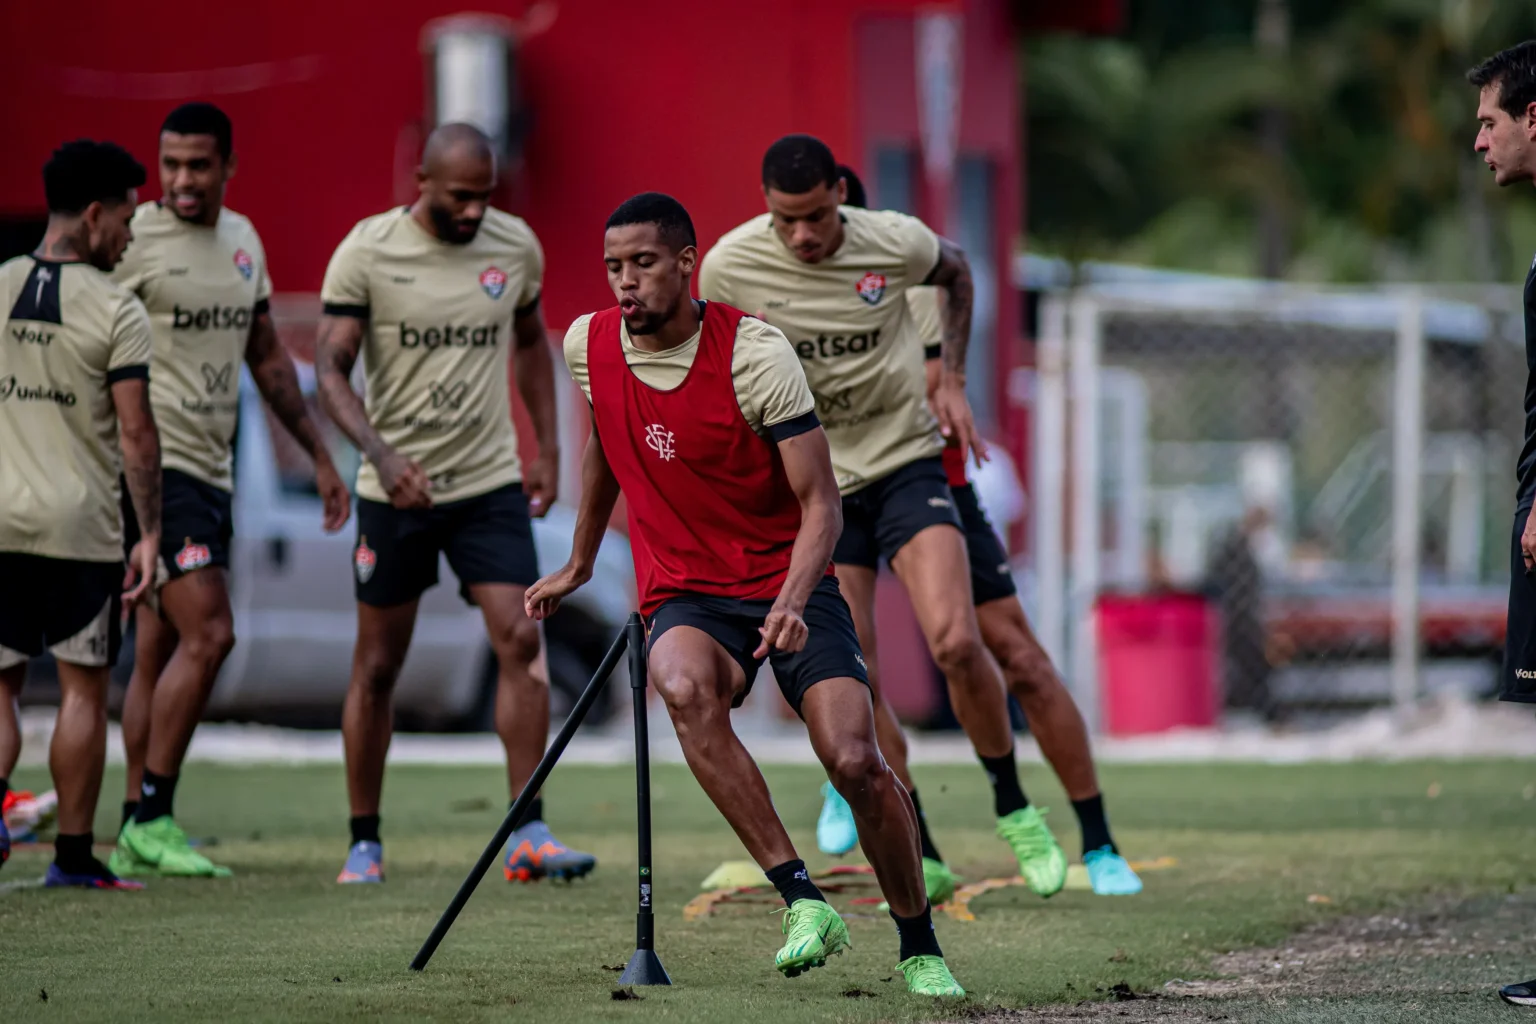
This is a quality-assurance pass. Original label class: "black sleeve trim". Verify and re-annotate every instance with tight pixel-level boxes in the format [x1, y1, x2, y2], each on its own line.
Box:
[767, 410, 821, 443]
[323, 302, 369, 320]
[107, 364, 150, 384]
[514, 293, 542, 319]
[253, 298, 271, 317]
[923, 343, 942, 361]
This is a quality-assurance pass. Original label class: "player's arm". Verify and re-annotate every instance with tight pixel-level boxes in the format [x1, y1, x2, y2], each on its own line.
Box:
[315, 313, 431, 509]
[525, 416, 621, 620]
[112, 374, 161, 608]
[512, 299, 559, 518]
[756, 426, 841, 657]
[245, 307, 349, 531]
[925, 237, 987, 466]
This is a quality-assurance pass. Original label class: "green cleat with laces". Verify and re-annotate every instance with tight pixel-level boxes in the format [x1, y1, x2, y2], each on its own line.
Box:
[997, 806, 1067, 897]
[116, 816, 232, 878]
[774, 899, 849, 978]
[896, 954, 966, 996]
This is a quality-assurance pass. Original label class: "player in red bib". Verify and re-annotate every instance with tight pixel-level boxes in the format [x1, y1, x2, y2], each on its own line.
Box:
[526, 193, 963, 996]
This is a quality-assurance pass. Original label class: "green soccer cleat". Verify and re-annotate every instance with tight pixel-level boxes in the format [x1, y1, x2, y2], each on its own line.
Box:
[774, 899, 850, 978]
[895, 954, 966, 996]
[997, 806, 1067, 897]
[118, 817, 232, 878]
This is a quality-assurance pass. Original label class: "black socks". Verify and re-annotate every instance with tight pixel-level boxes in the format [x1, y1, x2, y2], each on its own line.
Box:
[907, 789, 943, 863]
[513, 796, 545, 827]
[890, 903, 943, 960]
[766, 858, 825, 908]
[1072, 794, 1117, 854]
[135, 769, 178, 824]
[350, 814, 381, 847]
[0, 777, 9, 806]
[122, 801, 139, 833]
[978, 749, 1030, 818]
[54, 832, 96, 873]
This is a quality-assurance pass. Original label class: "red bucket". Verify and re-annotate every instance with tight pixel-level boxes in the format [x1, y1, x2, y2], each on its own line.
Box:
[1096, 592, 1222, 736]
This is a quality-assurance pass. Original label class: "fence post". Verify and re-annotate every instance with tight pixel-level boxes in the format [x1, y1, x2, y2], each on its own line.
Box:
[1391, 288, 1426, 718]
[1034, 295, 1069, 675]
[1069, 293, 1103, 734]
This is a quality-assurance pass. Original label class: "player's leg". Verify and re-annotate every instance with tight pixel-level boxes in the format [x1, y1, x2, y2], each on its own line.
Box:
[0, 662, 22, 869]
[118, 604, 177, 831]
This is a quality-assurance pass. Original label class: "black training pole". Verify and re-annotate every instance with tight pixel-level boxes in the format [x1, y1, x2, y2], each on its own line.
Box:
[618, 612, 671, 985]
[410, 627, 629, 972]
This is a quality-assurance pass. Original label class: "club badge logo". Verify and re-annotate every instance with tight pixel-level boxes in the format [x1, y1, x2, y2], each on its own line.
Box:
[854, 271, 886, 306]
[355, 536, 377, 583]
[175, 538, 211, 572]
[644, 424, 676, 461]
[480, 266, 508, 300]
[233, 249, 254, 281]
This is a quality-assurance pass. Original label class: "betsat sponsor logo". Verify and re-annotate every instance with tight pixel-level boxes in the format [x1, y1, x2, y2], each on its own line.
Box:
[173, 305, 252, 331]
[399, 322, 501, 349]
[793, 328, 881, 360]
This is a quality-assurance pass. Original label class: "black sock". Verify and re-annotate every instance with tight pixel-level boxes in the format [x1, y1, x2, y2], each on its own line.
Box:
[55, 832, 96, 873]
[890, 902, 944, 961]
[121, 801, 139, 832]
[765, 858, 824, 908]
[978, 749, 1029, 818]
[512, 795, 544, 827]
[1072, 794, 1116, 854]
[134, 769, 178, 823]
[350, 814, 381, 846]
[907, 789, 944, 863]
[0, 777, 9, 805]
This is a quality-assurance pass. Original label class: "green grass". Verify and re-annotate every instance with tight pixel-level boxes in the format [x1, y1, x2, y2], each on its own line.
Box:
[2, 760, 1535, 1022]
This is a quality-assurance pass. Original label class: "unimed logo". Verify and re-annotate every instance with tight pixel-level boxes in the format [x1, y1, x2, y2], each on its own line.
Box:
[0, 375, 77, 406]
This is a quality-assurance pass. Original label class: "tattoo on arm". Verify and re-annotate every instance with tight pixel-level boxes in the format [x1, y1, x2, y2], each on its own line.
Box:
[111, 379, 162, 536]
[314, 315, 390, 463]
[931, 238, 974, 374]
[247, 313, 323, 458]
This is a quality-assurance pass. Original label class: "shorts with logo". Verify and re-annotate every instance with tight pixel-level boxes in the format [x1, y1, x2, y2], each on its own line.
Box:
[354, 482, 539, 607]
[952, 483, 1018, 605]
[0, 554, 123, 668]
[646, 575, 869, 716]
[120, 467, 234, 585]
[832, 456, 963, 569]
[1503, 505, 1536, 703]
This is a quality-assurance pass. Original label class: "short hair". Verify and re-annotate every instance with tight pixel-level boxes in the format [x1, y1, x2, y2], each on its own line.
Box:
[605, 192, 696, 252]
[161, 102, 233, 160]
[761, 134, 837, 194]
[1468, 42, 1536, 119]
[42, 140, 147, 215]
[837, 164, 867, 208]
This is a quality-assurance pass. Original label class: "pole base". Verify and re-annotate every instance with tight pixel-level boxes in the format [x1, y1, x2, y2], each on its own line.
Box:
[617, 947, 672, 986]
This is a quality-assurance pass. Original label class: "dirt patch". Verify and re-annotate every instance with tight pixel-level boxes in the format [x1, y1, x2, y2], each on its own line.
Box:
[943, 892, 1535, 1023]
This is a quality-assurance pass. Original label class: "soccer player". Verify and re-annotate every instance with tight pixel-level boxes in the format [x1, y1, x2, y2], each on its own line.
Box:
[698, 135, 1067, 904]
[527, 192, 964, 995]
[0, 139, 161, 888]
[809, 165, 1142, 895]
[1469, 40, 1536, 1009]
[315, 123, 593, 884]
[108, 103, 351, 880]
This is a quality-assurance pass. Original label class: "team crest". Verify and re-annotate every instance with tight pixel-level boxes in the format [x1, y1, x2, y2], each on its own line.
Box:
[854, 271, 886, 306]
[233, 249, 254, 281]
[175, 538, 211, 572]
[355, 537, 377, 583]
[479, 266, 508, 300]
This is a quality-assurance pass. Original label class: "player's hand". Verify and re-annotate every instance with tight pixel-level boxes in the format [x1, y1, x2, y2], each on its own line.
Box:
[378, 451, 432, 510]
[930, 374, 989, 469]
[524, 450, 558, 519]
[755, 604, 808, 658]
[123, 533, 159, 610]
[1522, 507, 1536, 575]
[315, 454, 352, 532]
[525, 560, 593, 621]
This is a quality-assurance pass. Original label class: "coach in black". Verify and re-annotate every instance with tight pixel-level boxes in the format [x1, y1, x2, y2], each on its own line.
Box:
[1469, 40, 1536, 1008]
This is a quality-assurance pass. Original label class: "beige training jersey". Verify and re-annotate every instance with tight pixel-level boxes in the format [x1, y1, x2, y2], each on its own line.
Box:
[321, 207, 542, 504]
[112, 202, 272, 491]
[562, 307, 815, 438]
[0, 256, 153, 561]
[697, 207, 945, 494]
[907, 285, 943, 353]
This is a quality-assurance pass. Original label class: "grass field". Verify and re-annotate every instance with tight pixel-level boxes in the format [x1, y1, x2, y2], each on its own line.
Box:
[2, 759, 1535, 1023]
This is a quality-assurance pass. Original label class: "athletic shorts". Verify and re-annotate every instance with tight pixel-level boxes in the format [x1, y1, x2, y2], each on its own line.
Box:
[952, 483, 1018, 605]
[645, 575, 869, 716]
[832, 456, 963, 569]
[0, 553, 123, 669]
[121, 468, 234, 585]
[354, 482, 539, 607]
[1503, 506, 1536, 703]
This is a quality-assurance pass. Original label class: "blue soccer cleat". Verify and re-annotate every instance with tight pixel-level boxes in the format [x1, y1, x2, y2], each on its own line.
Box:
[337, 840, 384, 884]
[1084, 845, 1143, 895]
[504, 820, 596, 882]
[0, 815, 10, 870]
[44, 861, 144, 890]
[816, 781, 858, 856]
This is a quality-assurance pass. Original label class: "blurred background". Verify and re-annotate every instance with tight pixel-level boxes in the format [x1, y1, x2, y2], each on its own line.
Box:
[3, 0, 1534, 741]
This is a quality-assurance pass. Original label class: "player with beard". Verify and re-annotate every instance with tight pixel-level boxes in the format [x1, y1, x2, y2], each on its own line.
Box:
[108, 103, 351, 880]
[316, 123, 593, 885]
[0, 140, 160, 888]
[527, 192, 963, 994]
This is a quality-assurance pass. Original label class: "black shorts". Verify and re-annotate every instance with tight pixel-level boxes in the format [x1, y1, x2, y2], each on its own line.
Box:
[0, 553, 123, 668]
[952, 483, 1018, 605]
[832, 456, 963, 569]
[354, 482, 539, 607]
[121, 468, 234, 584]
[1503, 506, 1536, 703]
[646, 575, 869, 716]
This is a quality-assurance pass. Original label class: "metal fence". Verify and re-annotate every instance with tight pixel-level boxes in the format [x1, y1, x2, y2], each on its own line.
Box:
[1030, 282, 1523, 729]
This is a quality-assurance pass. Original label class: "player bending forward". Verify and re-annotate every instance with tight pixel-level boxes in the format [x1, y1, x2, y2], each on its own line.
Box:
[527, 193, 964, 995]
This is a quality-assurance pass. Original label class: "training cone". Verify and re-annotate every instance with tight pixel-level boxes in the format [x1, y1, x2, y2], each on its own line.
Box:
[618, 947, 672, 986]
[701, 860, 769, 891]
